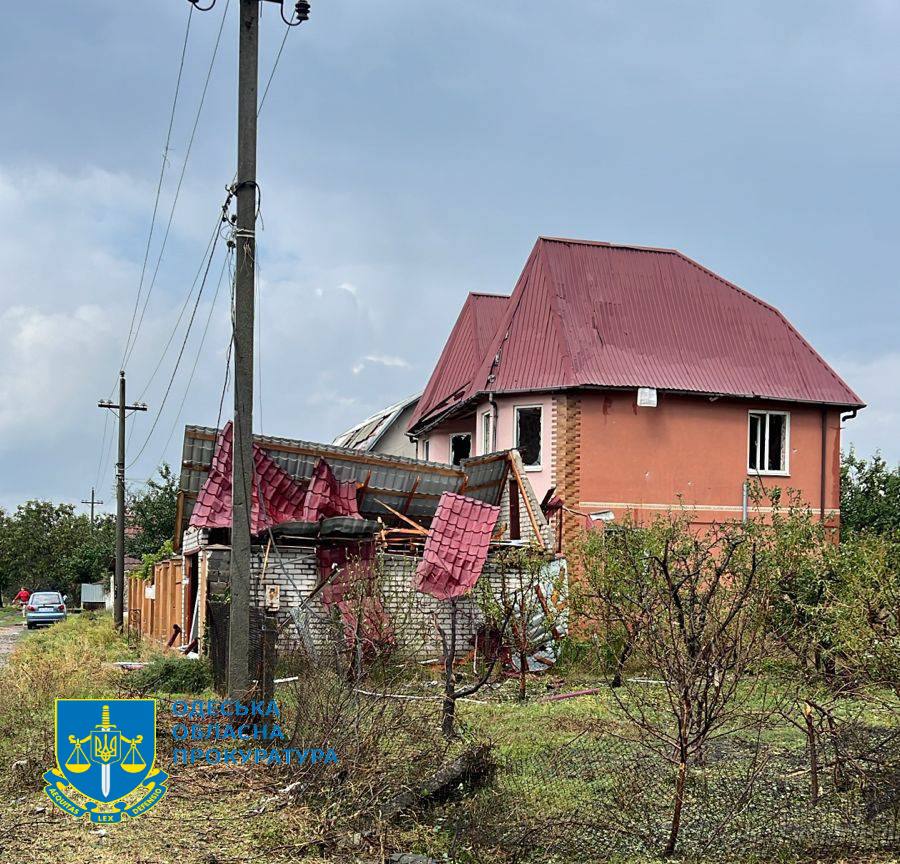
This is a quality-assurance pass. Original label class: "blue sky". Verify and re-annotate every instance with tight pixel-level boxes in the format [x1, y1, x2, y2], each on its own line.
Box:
[0, 0, 897, 514]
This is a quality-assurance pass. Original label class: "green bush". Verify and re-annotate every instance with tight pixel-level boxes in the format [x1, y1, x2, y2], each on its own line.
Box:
[129, 655, 212, 695]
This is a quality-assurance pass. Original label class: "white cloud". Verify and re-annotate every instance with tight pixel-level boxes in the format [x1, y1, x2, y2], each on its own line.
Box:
[351, 353, 411, 375]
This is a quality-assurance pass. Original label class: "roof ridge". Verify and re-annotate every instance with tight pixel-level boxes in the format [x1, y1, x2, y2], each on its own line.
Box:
[538, 235, 680, 254]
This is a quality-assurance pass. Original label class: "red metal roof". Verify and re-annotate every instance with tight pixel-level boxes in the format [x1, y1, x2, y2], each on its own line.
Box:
[408, 292, 509, 430]
[413, 492, 500, 600]
[189, 423, 358, 534]
[410, 238, 863, 431]
[299, 458, 361, 522]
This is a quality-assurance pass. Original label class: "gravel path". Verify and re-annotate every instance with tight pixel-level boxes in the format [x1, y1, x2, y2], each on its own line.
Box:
[0, 622, 23, 668]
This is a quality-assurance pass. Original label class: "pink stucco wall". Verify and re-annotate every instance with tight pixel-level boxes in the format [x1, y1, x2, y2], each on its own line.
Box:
[418, 393, 555, 500]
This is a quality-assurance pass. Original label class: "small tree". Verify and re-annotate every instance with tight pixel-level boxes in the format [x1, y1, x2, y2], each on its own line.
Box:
[126, 463, 178, 558]
[841, 449, 900, 536]
[577, 513, 773, 857]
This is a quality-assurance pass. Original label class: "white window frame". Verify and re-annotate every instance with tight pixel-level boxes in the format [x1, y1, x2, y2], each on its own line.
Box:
[422, 439, 430, 461]
[514, 404, 543, 471]
[449, 433, 472, 466]
[481, 411, 493, 455]
[747, 410, 790, 476]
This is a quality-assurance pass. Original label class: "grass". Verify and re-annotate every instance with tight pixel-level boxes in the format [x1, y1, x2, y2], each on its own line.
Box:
[0, 615, 895, 864]
[0, 605, 24, 627]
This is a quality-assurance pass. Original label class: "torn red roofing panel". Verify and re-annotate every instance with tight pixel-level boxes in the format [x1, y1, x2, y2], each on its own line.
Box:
[414, 492, 500, 601]
[316, 542, 375, 607]
[408, 292, 509, 430]
[410, 238, 863, 432]
[189, 422, 335, 533]
[300, 458, 361, 522]
[336, 596, 395, 657]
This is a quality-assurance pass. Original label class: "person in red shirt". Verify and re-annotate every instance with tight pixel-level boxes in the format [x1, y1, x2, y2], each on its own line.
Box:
[12, 587, 30, 607]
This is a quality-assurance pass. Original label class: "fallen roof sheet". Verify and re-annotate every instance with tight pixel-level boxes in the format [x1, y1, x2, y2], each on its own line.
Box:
[189, 422, 309, 534]
[410, 237, 863, 432]
[179, 426, 513, 542]
[413, 492, 500, 600]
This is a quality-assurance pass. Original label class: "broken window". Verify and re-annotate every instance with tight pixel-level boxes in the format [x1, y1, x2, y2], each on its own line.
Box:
[515, 406, 542, 468]
[748, 411, 789, 474]
[481, 411, 492, 454]
[450, 433, 471, 466]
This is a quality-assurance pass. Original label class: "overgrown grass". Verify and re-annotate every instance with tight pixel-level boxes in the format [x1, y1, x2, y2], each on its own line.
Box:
[0, 605, 24, 627]
[0, 613, 142, 782]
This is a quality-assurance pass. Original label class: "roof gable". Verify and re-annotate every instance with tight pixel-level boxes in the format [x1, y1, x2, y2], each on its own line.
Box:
[408, 292, 509, 429]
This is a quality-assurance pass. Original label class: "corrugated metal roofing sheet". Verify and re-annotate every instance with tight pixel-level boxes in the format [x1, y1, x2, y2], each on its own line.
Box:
[179, 425, 513, 540]
[408, 293, 509, 430]
[413, 492, 500, 600]
[410, 238, 863, 432]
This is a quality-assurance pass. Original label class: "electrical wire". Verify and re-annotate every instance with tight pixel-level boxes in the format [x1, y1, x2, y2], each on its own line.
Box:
[120, 3, 194, 371]
[127, 210, 226, 470]
[134, 208, 224, 403]
[258, 17, 294, 118]
[152, 248, 233, 478]
[94, 411, 111, 491]
[122, 0, 231, 371]
[215, 253, 237, 433]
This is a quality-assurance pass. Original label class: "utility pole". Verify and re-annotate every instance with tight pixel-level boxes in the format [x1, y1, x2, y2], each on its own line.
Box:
[98, 372, 147, 630]
[190, 0, 310, 698]
[228, 0, 260, 699]
[81, 488, 104, 527]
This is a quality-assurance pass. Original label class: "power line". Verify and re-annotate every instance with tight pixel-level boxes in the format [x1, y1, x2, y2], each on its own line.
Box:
[126, 194, 230, 470]
[154, 247, 233, 474]
[94, 410, 111, 491]
[122, 0, 231, 371]
[134, 208, 223, 402]
[258, 16, 294, 117]
[120, 3, 194, 370]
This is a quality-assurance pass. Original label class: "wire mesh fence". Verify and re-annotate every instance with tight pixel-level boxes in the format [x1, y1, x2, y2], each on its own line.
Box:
[459, 728, 900, 862]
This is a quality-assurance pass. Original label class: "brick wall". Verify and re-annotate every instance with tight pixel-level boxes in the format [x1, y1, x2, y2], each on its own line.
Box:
[189, 538, 523, 657]
[552, 393, 582, 548]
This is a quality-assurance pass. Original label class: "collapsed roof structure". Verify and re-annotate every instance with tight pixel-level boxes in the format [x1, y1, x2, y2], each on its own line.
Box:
[178, 423, 517, 544]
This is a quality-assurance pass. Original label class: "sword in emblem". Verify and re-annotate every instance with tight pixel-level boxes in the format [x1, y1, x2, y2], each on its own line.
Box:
[92, 705, 119, 800]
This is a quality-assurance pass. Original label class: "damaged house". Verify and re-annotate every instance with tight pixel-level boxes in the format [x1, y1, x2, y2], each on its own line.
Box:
[403, 237, 864, 543]
[129, 421, 562, 683]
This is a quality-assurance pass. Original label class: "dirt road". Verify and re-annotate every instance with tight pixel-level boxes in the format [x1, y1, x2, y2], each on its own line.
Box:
[0, 622, 23, 667]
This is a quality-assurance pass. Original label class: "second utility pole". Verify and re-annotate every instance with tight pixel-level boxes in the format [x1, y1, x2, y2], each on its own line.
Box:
[228, 0, 260, 699]
[98, 371, 147, 630]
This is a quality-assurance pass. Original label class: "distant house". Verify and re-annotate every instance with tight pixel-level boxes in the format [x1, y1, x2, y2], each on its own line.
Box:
[407, 237, 864, 540]
[332, 393, 421, 459]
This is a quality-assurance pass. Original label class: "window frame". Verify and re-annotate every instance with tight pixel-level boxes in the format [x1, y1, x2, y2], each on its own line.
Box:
[422, 439, 430, 462]
[449, 433, 472, 466]
[747, 410, 790, 476]
[514, 404, 543, 471]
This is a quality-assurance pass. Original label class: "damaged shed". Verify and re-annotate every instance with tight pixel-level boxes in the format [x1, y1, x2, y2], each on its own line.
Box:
[130, 424, 561, 678]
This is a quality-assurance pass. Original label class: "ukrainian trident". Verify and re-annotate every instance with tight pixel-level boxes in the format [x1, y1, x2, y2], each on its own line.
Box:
[44, 699, 168, 822]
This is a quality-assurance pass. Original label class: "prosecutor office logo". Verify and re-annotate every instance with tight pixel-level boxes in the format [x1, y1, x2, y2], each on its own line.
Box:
[44, 699, 168, 823]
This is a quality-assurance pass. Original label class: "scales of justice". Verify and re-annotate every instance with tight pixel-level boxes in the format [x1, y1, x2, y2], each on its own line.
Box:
[64, 703, 146, 799]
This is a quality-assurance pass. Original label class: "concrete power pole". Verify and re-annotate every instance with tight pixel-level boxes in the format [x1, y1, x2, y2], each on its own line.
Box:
[228, 0, 261, 699]
[191, 0, 310, 697]
[81, 488, 104, 527]
[98, 372, 147, 630]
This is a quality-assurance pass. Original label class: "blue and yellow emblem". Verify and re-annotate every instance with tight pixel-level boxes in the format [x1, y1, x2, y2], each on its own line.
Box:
[44, 699, 168, 822]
